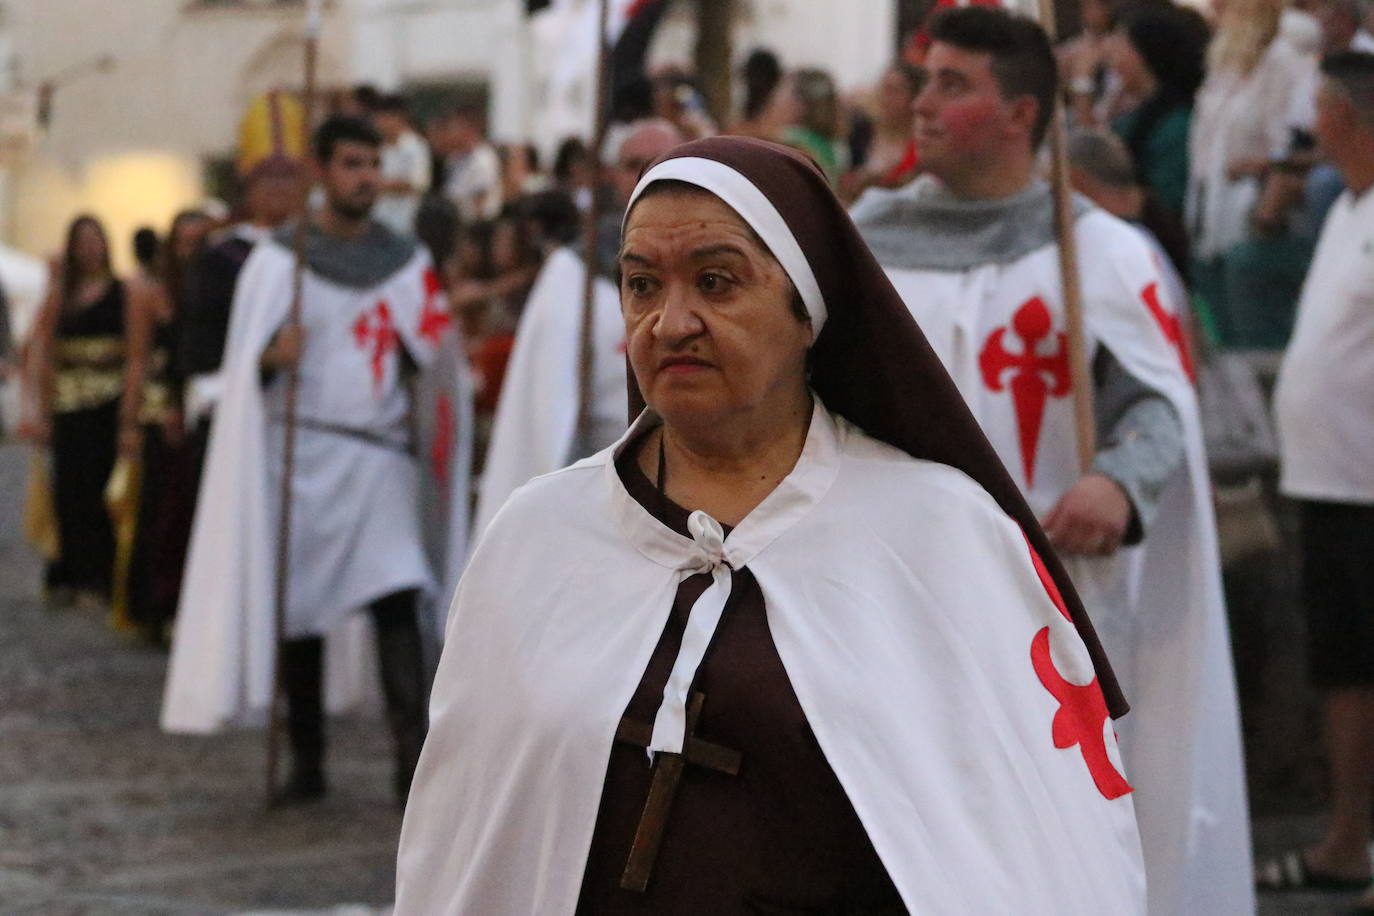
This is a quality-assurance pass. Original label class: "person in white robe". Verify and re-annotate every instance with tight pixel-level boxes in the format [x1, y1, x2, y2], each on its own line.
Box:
[162, 115, 471, 805]
[473, 121, 683, 534]
[852, 9, 1249, 915]
[395, 135, 1145, 914]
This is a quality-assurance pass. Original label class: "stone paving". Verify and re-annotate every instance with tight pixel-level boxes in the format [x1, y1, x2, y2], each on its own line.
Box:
[0, 438, 1367, 914]
[0, 442, 397, 915]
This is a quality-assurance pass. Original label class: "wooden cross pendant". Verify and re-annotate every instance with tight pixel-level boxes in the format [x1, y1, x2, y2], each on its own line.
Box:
[614, 691, 742, 893]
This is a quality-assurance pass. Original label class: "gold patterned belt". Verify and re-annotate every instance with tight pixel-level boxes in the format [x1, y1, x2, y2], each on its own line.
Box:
[56, 335, 124, 369]
[54, 366, 122, 414]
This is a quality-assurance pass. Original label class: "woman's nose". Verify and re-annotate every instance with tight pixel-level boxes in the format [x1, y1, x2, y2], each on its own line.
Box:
[653, 285, 705, 343]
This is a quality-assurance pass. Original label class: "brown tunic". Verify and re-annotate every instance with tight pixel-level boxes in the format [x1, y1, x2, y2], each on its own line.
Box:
[575, 440, 907, 915]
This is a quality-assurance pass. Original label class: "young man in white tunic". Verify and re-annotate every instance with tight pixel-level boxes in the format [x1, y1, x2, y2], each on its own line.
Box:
[161, 116, 471, 804]
[1268, 51, 1374, 898]
[851, 9, 1251, 915]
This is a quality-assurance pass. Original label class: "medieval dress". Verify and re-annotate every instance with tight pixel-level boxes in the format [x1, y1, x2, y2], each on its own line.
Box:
[854, 175, 1251, 916]
[48, 279, 125, 599]
[397, 137, 1145, 915]
[161, 222, 471, 733]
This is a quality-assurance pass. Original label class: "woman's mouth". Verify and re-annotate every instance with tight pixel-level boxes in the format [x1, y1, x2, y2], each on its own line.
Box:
[659, 356, 713, 373]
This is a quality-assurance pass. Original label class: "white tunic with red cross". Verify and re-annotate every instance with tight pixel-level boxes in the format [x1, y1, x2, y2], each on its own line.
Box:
[163, 234, 471, 734]
[259, 257, 446, 635]
[882, 210, 1253, 916]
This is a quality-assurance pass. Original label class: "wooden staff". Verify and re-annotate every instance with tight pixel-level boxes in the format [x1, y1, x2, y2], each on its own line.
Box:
[576, 0, 611, 447]
[266, 0, 322, 807]
[1034, 0, 1096, 472]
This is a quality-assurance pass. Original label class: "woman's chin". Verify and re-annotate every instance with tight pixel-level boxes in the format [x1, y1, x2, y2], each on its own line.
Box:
[647, 394, 732, 432]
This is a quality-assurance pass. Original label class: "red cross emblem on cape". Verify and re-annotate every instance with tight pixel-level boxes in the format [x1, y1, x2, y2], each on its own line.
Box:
[979, 297, 1071, 487]
[1140, 281, 1196, 383]
[418, 268, 451, 345]
[1024, 541, 1133, 801]
[352, 300, 397, 393]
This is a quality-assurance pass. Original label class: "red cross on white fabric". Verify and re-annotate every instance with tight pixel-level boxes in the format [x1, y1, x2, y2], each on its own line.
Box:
[352, 300, 397, 393]
[1140, 281, 1196, 383]
[1023, 537, 1133, 801]
[418, 268, 451, 345]
[979, 297, 1072, 487]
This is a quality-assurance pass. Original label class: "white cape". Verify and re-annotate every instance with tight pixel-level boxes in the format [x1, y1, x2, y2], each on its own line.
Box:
[397, 400, 1145, 915]
[162, 237, 472, 733]
[474, 246, 626, 535]
[879, 209, 1251, 916]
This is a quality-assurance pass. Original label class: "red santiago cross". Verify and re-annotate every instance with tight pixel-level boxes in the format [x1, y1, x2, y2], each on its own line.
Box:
[1024, 540, 1133, 801]
[1140, 281, 1196, 383]
[418, 268, 451, 345]
[352, 300, 397, 392]
[979, 297, 1071, 487]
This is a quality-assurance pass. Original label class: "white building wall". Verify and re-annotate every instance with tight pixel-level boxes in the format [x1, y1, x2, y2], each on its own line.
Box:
[0, 0, 894, 261]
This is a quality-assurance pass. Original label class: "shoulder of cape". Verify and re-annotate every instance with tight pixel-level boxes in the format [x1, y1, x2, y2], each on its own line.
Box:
[1070, 209, 1162, 292]
[834, 422, 1013, 528]
[252, 233, 299, 268]
[479, 456, 609, 541]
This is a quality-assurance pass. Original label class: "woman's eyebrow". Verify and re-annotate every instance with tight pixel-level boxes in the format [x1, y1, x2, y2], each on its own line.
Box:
[619, 250, 655, 266]
[690, 244, 749, 260]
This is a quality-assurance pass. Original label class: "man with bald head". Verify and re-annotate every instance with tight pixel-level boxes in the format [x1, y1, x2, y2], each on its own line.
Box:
[598, 119, 687, 276]
[474, 120, 683, 534]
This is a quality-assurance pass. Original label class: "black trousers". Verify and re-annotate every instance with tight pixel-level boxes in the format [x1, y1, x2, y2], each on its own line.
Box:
[281, 589, 428, 796]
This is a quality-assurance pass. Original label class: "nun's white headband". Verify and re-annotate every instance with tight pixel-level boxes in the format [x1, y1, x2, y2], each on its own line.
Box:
[625, 156, 828, 338]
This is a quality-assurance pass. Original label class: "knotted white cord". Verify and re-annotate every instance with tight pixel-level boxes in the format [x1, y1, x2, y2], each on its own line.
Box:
[646, 510, 733, 758]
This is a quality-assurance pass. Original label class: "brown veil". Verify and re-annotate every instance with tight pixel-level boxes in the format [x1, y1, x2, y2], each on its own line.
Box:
[622, 136, 1126, 717]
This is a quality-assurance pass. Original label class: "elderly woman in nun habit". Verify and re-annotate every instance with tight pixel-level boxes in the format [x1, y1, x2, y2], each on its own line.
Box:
[395, 137, 1146, 915]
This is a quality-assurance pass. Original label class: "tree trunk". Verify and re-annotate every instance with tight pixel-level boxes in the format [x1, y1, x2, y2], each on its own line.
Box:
[694, 0, 733, 127]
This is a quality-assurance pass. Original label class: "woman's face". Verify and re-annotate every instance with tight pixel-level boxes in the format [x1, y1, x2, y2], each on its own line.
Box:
[620, 188, 812, 433]
[72, 222, 107, 274]
[763, 75, 805, 130]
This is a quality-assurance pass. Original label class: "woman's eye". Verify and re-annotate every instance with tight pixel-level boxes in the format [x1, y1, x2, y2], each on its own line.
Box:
[626, 276, 652, 295]
[699, 273, 728, 293]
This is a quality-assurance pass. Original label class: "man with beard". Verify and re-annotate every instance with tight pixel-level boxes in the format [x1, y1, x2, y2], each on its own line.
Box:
[162, 115, 471, 805]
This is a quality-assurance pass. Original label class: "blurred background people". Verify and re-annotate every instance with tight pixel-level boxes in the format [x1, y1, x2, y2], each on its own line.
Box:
[28, 216, 125, 608]
[552, 136, 595, 214]
[651, 68, 718, 140]
[437, 104, 502, 223]
[498, 142, 547, 207]
[1188, 0, 1317, 346]
[372, 93, 431, 237]
[843, 61, 924, 200]
[728, 47, 784, 139]
[772, 67, 849, 185]
[120, 209, 211, 645]
[1109, 5, 1209, 227]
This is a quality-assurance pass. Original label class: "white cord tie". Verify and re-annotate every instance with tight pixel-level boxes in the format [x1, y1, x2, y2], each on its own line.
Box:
[647, 510, 733, 758]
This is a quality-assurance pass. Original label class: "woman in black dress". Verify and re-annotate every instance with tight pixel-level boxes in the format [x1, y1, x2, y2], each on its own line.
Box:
[33, 215, 124, 607]
[123, 209, 211, 645]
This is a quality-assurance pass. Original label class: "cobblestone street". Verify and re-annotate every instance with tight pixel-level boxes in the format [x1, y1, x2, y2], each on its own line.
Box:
[0, 438, 1368, 915]
[0, 443, 398, 915]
